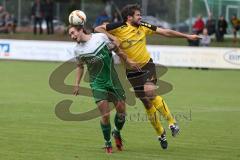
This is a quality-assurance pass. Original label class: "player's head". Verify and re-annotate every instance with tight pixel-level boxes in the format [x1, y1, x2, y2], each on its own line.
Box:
[121, 4, 142, 26]
[68, 25, 87, 43]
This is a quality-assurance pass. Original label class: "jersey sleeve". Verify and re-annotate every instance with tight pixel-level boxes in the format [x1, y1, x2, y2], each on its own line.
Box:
[140, 21, 157, 35]
[101, 33, 111, 43]
[73, 47, 84, 64]
[101, 33, 117, 51]
[106, 22, 126, 34]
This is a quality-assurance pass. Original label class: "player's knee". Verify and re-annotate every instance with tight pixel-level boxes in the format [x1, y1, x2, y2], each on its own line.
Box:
[144, 82, 156, 98]
[115, 101, 126, 113]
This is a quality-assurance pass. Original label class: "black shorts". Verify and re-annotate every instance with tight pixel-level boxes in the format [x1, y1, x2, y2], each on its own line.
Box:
[126, 58, 157, 98]
[235, 26, 240, 31]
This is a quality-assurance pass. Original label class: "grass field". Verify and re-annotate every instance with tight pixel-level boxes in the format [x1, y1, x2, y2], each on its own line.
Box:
[1, 60, 240, 160]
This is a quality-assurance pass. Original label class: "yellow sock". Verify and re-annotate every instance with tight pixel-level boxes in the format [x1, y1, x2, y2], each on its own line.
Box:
[146, 106, 164, 136]
[151, 95, 175, 126]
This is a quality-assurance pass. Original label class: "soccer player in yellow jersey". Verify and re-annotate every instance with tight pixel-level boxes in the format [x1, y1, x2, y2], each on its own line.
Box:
[95, 4, 201, 149]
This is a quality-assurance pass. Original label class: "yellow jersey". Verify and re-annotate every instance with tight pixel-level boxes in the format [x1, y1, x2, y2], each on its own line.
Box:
[231, 18, 240, 27]
[106, 22, 157, 68]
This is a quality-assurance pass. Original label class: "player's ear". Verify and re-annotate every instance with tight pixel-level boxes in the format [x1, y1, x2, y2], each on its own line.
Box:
[127, 15, 132, 21]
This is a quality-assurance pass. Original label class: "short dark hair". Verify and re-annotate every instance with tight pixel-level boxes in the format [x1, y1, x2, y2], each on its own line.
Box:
[121, 4, 141, 22]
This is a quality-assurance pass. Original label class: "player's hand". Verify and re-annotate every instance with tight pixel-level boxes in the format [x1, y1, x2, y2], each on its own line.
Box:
[73, 85, 79, 96]
[111, 37, 120, 47]
[187, 34, 202, 41]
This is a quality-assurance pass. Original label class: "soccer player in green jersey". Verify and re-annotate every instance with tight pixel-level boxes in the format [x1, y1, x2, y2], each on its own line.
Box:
[68, 25, 126, 154]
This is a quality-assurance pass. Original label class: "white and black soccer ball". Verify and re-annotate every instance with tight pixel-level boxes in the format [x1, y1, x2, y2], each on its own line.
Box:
[68, 10, 87, 25]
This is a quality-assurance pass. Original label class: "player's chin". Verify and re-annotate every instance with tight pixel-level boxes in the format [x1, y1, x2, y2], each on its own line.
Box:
[134, 21, 141, 26]
[137, 20, 142, 25]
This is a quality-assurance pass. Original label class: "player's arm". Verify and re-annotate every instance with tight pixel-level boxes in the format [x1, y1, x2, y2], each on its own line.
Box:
[102, 32, 141, 71]
[155, 27, 201, 40]
[73, 62, 84, 96]
[94, 24, 120, 46]
[112, 45, 141, 71]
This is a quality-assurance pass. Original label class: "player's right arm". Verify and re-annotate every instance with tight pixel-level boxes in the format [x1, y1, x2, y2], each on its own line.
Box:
[73, 62, 84, 96]
[114, 45, 141, 71]
[96, 23, 141, 70]
[94, 24, 120, 47]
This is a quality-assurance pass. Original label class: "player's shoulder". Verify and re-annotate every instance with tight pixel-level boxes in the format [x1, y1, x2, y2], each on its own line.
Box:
[93, 32, 106, 37]
[92, 33, 109, 41]
[140, 21, 157, 31]
[106, 22, 127, 31]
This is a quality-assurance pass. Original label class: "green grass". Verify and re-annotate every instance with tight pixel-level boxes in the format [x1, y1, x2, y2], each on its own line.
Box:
[1, 60, 240, 160]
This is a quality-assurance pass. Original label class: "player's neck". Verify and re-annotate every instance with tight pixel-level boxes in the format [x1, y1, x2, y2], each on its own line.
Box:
[126, 21, 139, 28]
[79, 34, 92, 43]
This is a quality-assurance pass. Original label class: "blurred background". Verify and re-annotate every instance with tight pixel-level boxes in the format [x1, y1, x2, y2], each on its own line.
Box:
[1, 1, 240, 160]
[0, 0, 240, 34]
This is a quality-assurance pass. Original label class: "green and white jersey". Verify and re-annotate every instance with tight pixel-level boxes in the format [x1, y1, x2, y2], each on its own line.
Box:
[74, 33, 117, 88]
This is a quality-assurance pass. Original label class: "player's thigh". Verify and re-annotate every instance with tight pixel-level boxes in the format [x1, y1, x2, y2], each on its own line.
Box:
[107, 78, 126, 110]
[126, 58, 157, 98]
[144, 82, 157, 99]
[142, 59, 157, 98]
[92, 87, 108, 103]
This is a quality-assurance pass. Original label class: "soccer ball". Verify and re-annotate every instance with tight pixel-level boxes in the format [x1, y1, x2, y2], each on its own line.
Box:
[68, 10, 87, 25]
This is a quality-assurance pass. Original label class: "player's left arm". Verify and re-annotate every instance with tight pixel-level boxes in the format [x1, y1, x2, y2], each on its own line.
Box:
[155, 27, 201, 40]
[73, 62, 84, 96]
